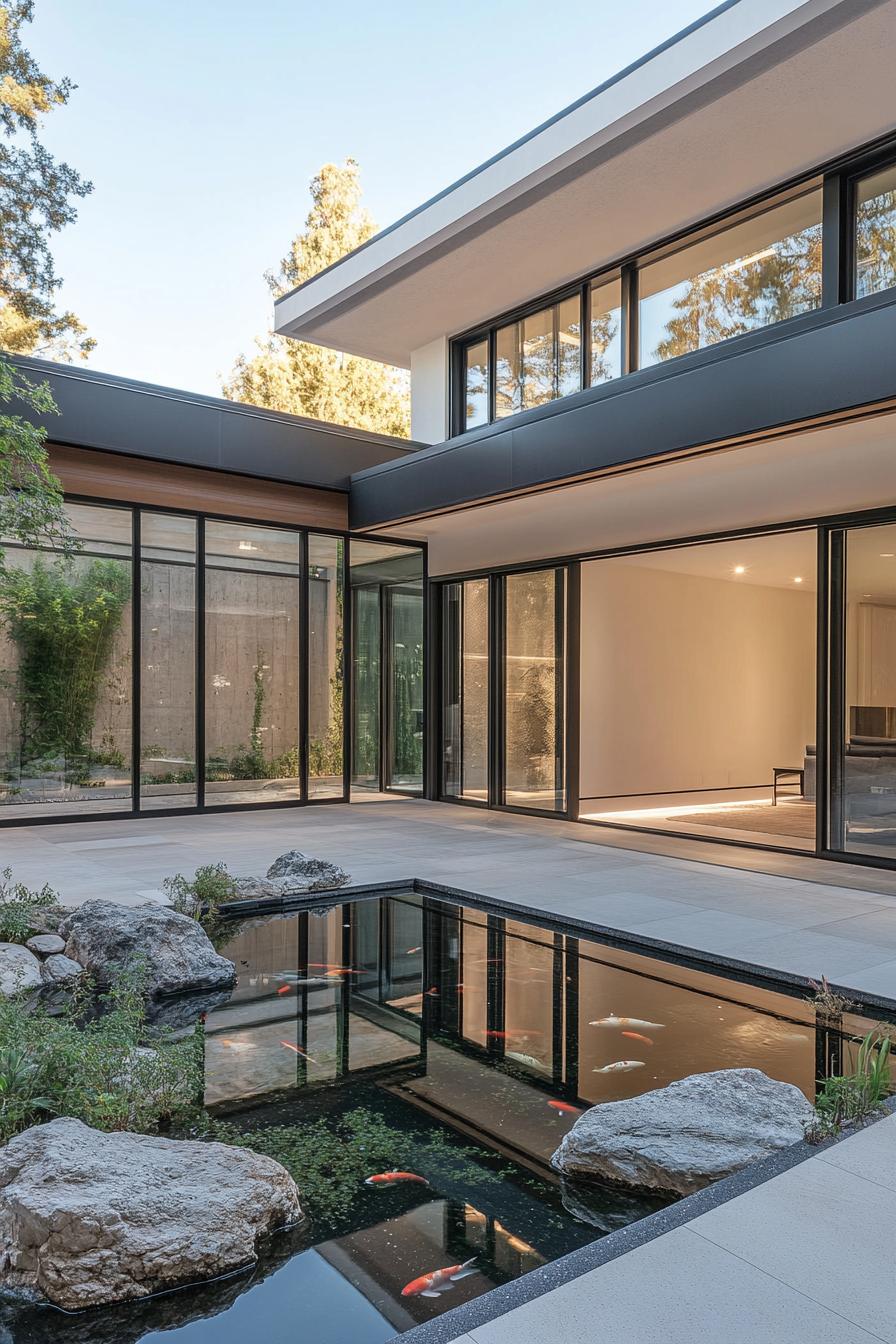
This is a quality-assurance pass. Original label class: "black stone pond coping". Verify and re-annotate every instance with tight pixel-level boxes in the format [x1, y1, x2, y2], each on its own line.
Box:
[216, 876, 896, 1344]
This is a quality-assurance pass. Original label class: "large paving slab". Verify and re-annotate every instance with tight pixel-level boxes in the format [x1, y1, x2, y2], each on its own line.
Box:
[458, 1114, 896, 1344]
[4, 799, 896, 998]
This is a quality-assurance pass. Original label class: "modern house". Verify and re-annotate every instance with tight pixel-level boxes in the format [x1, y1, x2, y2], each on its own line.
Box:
[5, 0, 896, 876]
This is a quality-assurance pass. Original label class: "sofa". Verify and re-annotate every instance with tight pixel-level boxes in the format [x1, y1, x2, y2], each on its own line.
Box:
[804, 736, 896, 817]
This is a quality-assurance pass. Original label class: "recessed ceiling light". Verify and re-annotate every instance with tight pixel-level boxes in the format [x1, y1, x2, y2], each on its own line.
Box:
[793, 576, 803, 584]
[733, 565, 746, 575]
[880, 553, 895, 558]
[863, 593, 872, 597]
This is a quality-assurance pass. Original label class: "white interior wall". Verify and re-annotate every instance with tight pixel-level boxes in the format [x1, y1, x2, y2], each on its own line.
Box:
[579, 559, 816, 800]
[410, 337, 448, 444]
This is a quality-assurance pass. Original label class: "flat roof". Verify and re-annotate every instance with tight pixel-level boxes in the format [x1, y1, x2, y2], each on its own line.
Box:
[274, 0, 896, 366]
[10, 355, 422, 492]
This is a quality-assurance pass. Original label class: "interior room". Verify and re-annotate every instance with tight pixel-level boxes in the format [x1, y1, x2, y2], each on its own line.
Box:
[579, 530, 818, 849]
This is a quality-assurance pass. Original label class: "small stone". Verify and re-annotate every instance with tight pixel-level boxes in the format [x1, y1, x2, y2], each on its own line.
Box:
[0, 943, 42, 997]
[40, 953, 83, 985]
[26, 933, 65, 957]
[552, 1068, 815, 1197]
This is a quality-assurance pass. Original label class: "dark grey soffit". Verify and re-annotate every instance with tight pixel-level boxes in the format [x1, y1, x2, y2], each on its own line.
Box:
[348, 294, 896, 530]
[10, 355, 422, 491]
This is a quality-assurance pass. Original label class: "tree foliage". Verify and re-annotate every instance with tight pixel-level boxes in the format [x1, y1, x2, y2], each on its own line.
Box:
[0, 0, 93, 359]
[223, 160, 410, 437]
[0, 355, 69, 561]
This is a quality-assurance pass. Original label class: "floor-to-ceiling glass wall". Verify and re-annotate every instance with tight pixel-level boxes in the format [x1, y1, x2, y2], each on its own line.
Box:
[503, 568, 565, 811]
[441, 578, 489, 801]
[350, 540, 424, 795]
[579, 531, 817, 849]
[204, 521, 302, 807]
[0, 502, 133, 817]
[139, 513, 197, 810]
[832, 521, 896, 859]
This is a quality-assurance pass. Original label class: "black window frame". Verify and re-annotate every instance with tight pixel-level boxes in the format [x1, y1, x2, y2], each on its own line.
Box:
[449, 133, 896, 438]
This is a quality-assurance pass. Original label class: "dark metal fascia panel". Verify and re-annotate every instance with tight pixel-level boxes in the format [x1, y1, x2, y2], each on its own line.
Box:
[349, 295, 896, 529]
[8, 355, 420, 490]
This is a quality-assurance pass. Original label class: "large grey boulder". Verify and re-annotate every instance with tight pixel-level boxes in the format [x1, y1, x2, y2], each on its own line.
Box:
[265, 850, 350, 891]
[0, 943, 42, 997]
[552, 1068, 814, 1197]
[59, 901, 235, 997]
[0, 1117, 303, 1310]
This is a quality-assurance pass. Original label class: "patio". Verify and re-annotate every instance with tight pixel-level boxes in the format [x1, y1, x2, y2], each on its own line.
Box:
[6, 798, 896, 1000]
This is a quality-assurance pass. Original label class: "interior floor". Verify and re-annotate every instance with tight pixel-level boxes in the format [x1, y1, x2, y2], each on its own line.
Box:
[581, 795, 816, 851]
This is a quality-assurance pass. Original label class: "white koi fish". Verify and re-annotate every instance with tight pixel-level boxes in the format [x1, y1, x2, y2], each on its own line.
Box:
[589, 1016, 665, 1030]
[593, 1060, 645, 1074]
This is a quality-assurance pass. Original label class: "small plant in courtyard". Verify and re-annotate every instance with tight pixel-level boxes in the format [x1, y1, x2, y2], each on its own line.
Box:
[0, 867, 59, 943]
[807, 974, 857, 1019]
[162, 862, 238, 929]
[0, 969, 203, 1144]
[806, 1030, 892, 1142]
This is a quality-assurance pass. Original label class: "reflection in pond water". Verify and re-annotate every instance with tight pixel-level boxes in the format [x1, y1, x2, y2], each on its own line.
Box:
[12, 892, 892, 1343]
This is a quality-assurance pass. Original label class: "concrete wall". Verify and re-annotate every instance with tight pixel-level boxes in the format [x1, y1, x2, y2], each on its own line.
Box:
[410, 337, 449, 444]
[579, 559, 817, 800]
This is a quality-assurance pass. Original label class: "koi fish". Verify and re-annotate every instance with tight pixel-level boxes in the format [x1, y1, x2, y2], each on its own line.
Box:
[277, 984, 293, 995]
[593, 1060, 645, 1074]
[506, 1050, 543, 1069]
[486, 1029, 543, 1040]
[621, 1031, 654, 1046]
[589, 1017, 665, 1030]
[279, 1040, 317, 1063]
[406, 946, 422, 955]
[402, 1259, 479, 1298]
[364, 1171, 429, 1188]
[219, 1039, 255, 1052]
[548, 1100, 581, 1115]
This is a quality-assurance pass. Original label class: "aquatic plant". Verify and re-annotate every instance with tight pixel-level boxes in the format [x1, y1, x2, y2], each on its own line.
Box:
[0, 868, 59, 943]
[0, 968, 203, 1144]
[806, 1030, 892, 1142]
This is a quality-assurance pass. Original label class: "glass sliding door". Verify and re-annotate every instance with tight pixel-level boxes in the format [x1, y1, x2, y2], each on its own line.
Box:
[204, 521, 301, 806]
[139, 513, 197, 810]
[308, 535, 345, 798]
[387, 587, 424, 792]
[0, 502, 133, 816]
[833, 522, 896, 857]
[441, 578, 489, 801]
[351, 585, 380, 790]
[503, 568, 565, 812]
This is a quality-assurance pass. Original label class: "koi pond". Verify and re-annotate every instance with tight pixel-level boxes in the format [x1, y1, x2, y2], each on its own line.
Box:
[7, 889, 893, 1344]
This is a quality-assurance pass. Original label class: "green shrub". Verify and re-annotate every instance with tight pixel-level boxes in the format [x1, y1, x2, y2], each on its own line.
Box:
[0, 867, 59, 943]
[0, 969, 203, 1144]
[807, 1030, 892, 1141]
[162, 862, 238, 930]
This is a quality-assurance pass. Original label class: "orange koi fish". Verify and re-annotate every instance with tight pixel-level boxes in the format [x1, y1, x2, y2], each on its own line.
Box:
[406, 946, 422, 955]
[277, 984, 293, 995]
[592, 1060, 644, 1074]
[547, 1100, 581, 1115]
[279, 1040, 317, 1063]
[402, 1258, 479, 1298]
[219, 1039, 255, 1053]
[364, 1170, 429, 1188]
[621, 1031, 654, 1046]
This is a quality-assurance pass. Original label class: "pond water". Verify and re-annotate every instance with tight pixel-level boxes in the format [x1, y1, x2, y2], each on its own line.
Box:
[6, 889, 891, 1344]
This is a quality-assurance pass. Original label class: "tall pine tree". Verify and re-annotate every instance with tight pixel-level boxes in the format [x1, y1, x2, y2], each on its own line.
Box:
[223, 160, 410, 437]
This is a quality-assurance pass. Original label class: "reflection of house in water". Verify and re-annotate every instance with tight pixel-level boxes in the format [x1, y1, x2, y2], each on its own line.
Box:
[203, 892, 877, 1324]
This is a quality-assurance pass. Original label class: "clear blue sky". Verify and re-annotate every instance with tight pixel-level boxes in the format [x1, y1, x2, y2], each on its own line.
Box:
[30, 0, 713, 396]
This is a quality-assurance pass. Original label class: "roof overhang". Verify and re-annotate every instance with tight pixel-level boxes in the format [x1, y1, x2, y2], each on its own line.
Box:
[347, 290, 896, 533]
[273, 0, 896, 367]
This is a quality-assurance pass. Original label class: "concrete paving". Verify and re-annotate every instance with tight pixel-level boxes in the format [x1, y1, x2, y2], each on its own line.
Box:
[463, 1114, 896, 1344]
[5, 797, 896, 998]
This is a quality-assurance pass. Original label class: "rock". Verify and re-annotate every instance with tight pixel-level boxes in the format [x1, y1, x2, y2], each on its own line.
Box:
[26, 933, 65, 957]
[560, 1177, 669, 1233]
[0, 943, 42, 997]
[40, 953, 83, 985]
[265, 850, 350, 891]
[0, 1117, 303, 1311]
[552, 1068, 815, 1197]
[143, 986, 233, 1031]
[59, 901, 235, 997]
[231, 876, 291, 901]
